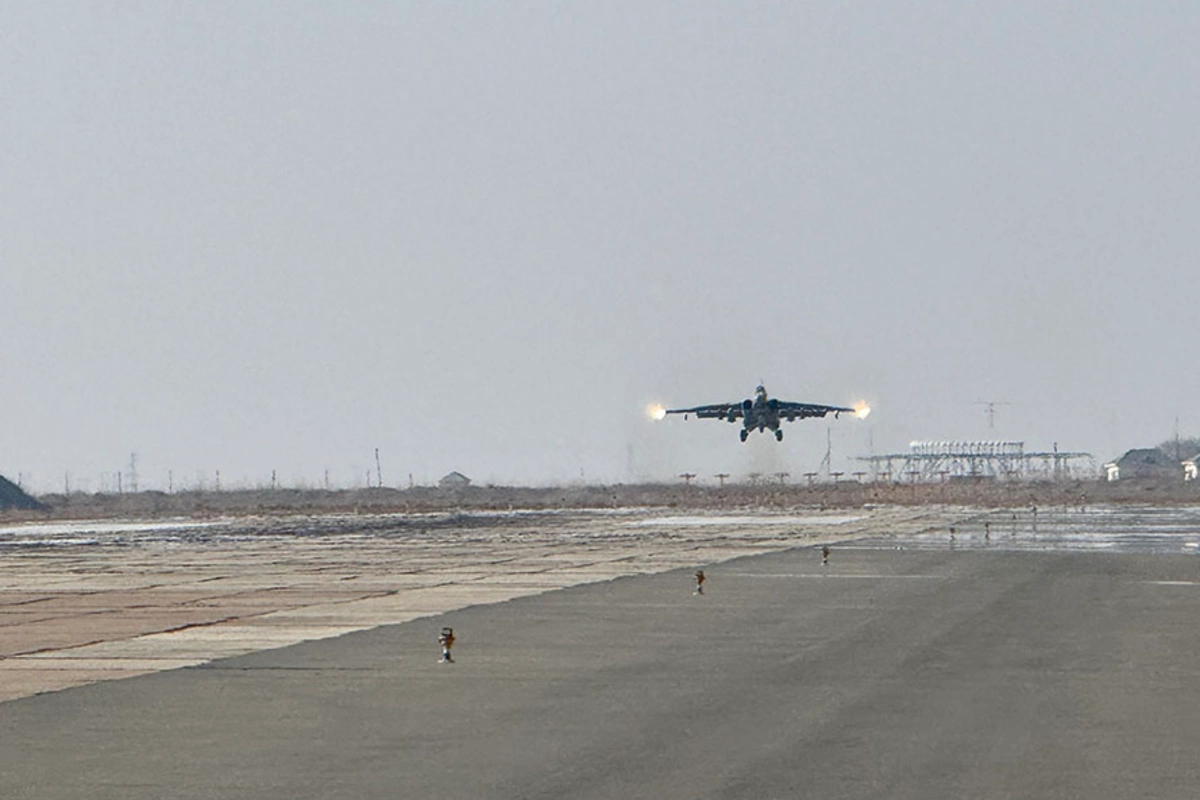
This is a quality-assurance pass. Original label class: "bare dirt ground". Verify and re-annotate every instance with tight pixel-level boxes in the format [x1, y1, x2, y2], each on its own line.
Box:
[8, 476, 1200, 522]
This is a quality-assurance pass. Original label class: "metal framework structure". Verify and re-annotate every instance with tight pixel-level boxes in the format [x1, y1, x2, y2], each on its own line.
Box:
[857, 441, 1094, 482]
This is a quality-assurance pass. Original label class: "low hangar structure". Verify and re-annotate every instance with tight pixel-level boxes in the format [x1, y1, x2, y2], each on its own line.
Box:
[1103, 448, 1198, 482]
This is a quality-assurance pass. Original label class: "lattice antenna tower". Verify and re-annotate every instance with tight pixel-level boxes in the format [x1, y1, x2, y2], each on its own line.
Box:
[972, 400, 1012, 429]
[819, 428, 832, 476]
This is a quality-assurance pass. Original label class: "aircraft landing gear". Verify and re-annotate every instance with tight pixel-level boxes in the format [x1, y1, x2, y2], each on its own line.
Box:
[739, 429, 748, 442]
[775, 429, 784, 442]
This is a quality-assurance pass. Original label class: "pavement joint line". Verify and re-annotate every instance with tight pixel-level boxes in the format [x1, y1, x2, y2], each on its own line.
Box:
[199, 666, 384, 672]
[5, 638, 109, 657]
[721, 572, 945, 579]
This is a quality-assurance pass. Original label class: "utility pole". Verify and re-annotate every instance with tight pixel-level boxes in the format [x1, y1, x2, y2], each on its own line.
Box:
[819, 429, 832, 477]
[678, 472, 696, 485]
[714, 473, 730, 487]
[972, 400, 1012, 430]
[129, 453, 138, 493]
[375, 448, 383, 489]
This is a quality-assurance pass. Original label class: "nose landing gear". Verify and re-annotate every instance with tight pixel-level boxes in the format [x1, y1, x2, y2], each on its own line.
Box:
[775, 429, 784, 442]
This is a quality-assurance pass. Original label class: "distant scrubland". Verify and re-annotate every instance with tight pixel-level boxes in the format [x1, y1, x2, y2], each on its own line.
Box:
[2, 477, 1199, 522]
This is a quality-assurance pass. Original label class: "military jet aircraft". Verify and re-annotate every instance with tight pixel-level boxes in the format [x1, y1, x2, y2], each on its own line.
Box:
[653, 385, 869, 442]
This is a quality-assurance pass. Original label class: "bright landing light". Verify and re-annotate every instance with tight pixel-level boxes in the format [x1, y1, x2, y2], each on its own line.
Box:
[854, 401, 872, 419]
[647, 404, 668, 421]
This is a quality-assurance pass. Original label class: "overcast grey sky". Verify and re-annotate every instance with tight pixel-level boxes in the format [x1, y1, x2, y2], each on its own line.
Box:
[3, 2, 1199, 492]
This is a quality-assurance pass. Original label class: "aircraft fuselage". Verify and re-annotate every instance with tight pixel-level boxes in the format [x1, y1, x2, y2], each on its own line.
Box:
[740, 387, 784, 441]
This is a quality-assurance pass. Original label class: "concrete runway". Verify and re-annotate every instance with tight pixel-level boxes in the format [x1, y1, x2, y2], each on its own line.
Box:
[1, 508, 925, 701]
[4, 542, 1200, 799]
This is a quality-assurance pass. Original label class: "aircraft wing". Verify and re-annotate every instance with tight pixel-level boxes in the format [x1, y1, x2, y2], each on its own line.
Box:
[774, 400, 856, 420]
[665, 403, 742, 420]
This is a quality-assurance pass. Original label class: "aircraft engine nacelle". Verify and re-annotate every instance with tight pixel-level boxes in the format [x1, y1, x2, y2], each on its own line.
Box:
[727, 410, 737, 423]
[742, 398, 753, 413]
[767, 399, 779, 411]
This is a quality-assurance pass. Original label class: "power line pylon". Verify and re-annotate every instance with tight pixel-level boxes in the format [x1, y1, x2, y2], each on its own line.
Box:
[972, 400, 1012, 429]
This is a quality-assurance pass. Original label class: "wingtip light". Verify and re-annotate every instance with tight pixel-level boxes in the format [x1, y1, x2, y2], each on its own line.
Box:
[647, 404, 668, 421]
[854, 402, 872, 420]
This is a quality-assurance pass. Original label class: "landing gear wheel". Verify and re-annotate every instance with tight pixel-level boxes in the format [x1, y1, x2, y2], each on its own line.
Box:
[775, 429, 784, 442]
[739, 429, 748, 442]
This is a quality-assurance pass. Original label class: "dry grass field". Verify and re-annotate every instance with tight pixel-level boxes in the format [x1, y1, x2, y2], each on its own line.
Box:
[5, 477, 1199, 523]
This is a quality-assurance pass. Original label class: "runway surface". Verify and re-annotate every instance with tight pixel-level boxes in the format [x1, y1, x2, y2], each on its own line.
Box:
[4, 534, 1200, 798]
[0, 508, 925, 701]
